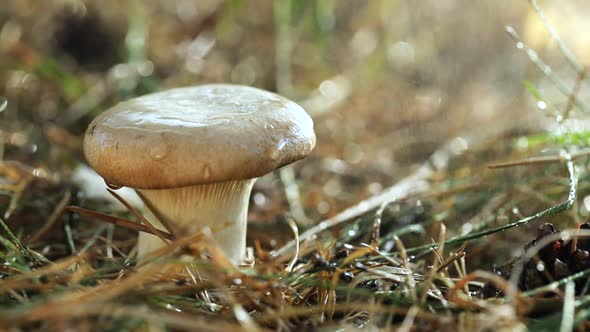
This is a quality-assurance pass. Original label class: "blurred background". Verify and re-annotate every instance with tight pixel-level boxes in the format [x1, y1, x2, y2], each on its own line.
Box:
[1, 0, 589, 266]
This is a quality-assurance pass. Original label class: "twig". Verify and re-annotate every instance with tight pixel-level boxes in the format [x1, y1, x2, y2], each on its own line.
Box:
[66, 206, 174, 240]
[107, 188, 170, 245]
[437, 249, 466, 273]
[488, 148, 590, 168]
[488, 155, 565, 168]
[134, 189, 176, 237]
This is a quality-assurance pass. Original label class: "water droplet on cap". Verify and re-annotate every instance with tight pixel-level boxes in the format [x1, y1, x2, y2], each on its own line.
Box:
[150, 143, 168, 160]
[266, 147, 279, 160]
[263, 135, 287, 162]
[202, 165, 211, 179]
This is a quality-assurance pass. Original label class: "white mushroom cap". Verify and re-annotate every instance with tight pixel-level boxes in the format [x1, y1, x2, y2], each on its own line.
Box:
[84, 84, 316, 189]
[83, 84, 316, 263]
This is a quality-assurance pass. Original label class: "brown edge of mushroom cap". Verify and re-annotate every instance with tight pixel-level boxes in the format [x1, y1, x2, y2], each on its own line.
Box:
[83, 84, 316, 189]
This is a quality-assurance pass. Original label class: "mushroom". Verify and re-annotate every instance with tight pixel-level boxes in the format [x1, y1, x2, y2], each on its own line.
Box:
[83, 84, 316, 264]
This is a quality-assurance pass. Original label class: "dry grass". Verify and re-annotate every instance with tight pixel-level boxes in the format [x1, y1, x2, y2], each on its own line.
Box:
[2, 0, 590, 331]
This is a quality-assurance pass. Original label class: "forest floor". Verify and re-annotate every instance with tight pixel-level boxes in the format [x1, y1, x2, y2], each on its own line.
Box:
[1, 1, 590, 331]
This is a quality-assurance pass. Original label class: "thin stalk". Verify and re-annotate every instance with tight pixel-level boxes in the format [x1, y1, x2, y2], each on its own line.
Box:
[529, 0, 583, 73]
[0, 216, 32, 260]
[505, 26, 589, 113]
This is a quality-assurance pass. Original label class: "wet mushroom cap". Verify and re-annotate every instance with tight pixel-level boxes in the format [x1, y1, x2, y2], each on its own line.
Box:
[83, 84, 316, 189]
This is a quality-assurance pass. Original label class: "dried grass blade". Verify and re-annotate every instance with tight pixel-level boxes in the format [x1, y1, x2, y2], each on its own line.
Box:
[134, 189, 177, 237]
[0, 216, 32, 260]
[107, 188, 170, 245]
[284, 217, 299, 273]
[66, 206, 174, 241]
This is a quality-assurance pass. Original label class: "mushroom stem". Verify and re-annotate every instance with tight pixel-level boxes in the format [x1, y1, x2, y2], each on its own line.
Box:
[137, 179, 256, 263]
